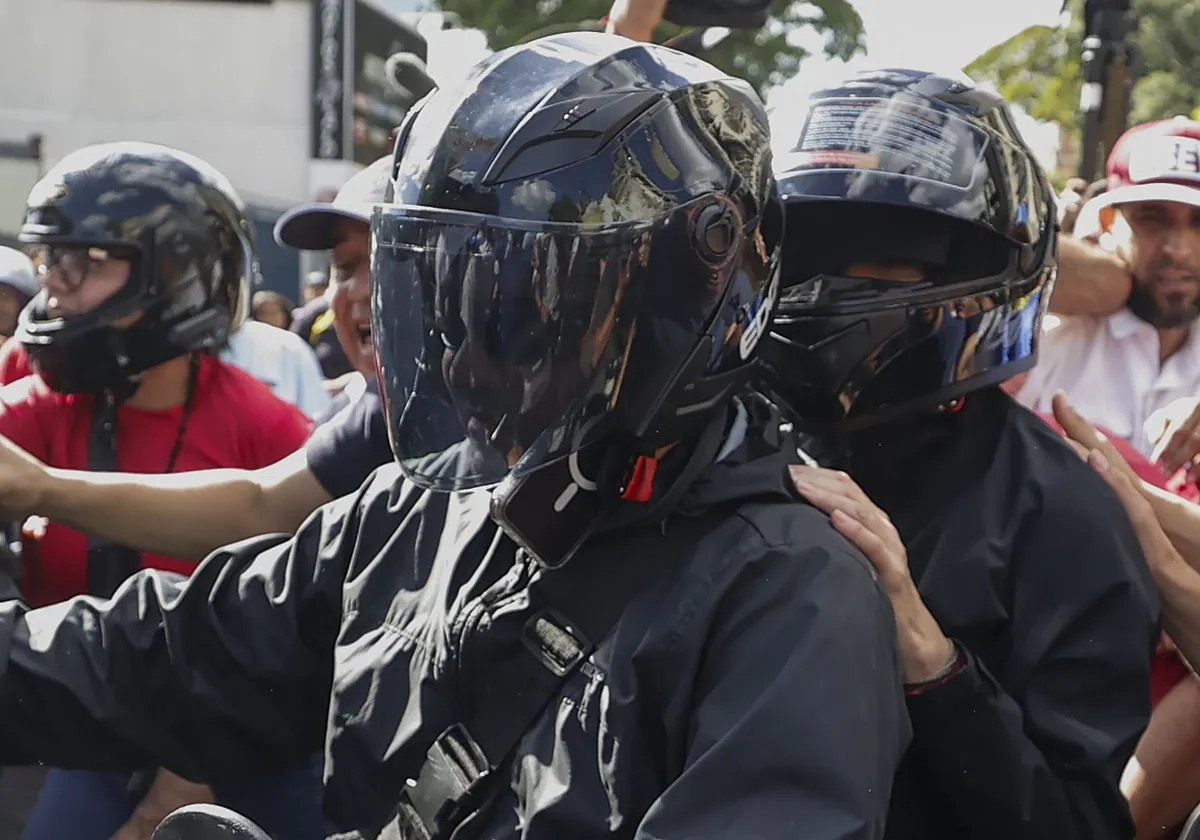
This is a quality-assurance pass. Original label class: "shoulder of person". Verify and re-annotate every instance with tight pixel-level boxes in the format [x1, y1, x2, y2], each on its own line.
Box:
[1010, 409, 1153, 575]
[237, 319, 313, 353]
[660, 498, 887, 635]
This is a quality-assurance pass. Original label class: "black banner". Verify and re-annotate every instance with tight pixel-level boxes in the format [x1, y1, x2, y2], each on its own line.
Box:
[310, 0, 348, 160]
[349, 0, 426, 166]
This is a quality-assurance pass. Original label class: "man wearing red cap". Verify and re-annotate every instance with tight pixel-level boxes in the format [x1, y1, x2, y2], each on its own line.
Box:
[1017, 118, 1200, 459]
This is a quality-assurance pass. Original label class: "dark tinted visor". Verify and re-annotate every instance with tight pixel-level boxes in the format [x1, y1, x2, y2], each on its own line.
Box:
[371, 205, 653, 492]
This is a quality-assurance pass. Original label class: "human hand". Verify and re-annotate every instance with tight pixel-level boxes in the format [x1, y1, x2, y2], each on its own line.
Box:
[110, 769, 213, 840]
[1147, 398, 1200, 481]
[0, 433, 53, 520]
[1053, 392, 1145, 488]
[605, 0, 668, 41]
[1054, 393, 1187, 584]
[789, 464, 955, 683]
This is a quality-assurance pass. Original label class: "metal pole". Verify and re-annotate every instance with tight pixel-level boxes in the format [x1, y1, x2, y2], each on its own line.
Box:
[1076, 0, 1135, 181]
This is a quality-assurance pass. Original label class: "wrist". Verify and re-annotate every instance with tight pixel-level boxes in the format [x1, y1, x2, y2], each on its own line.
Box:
[905, 640, 966, 695]
[902, 632, 956, 684]
[890, 584, 955, 683]
[36, 467, 73, 516]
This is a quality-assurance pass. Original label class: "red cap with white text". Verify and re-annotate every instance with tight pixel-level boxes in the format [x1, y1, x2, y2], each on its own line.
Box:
[1094, 117, 1200, 211]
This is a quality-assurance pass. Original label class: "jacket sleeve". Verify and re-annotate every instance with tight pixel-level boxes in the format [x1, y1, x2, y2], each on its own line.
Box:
[906, 472, 1160, 840]
[0, 484, 365, 783]
[637, 522, 910, 840]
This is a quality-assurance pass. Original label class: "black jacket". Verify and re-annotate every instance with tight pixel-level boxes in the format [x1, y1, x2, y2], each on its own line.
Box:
[803, 387, 1161, 840]
[0, 406, 909, 839]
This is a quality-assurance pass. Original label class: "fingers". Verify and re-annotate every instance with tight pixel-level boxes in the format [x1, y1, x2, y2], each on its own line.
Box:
[1089, 450, 1161, 537]
[22, 515, 46, 541]
[829, 509, 893, 569]
[795, 479, 885, 530]
[1188, 460, 1200, 486]
[790, 466, 890, 527]
[1064, 438, 1090, 460]
[1052, 392, 1143, 485]
[790, 465, 909, 583]
[1157, 404, 1200, 474]
[1052, 391, 1105, 450]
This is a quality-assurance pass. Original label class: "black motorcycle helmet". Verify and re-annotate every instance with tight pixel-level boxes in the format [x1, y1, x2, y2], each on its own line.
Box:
[758, 68, 1057, 432]
[17, 142, 255, 397]
[372, 32, 781, 566]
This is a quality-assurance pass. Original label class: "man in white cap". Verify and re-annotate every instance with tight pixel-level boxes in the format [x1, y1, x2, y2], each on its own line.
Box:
[273, 156, 387, 411]
[0, 247, 37, 341]
[1017, 117, 1200, 457]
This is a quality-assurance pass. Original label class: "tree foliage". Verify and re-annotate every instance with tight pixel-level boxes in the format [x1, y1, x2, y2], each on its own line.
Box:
[965, 0, 1200, 133]
[432, 0, 866, 95]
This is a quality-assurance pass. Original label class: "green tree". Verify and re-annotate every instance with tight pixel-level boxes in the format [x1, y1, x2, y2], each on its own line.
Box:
[432, 0, 866, 95]
[965, 0, 1200, 133]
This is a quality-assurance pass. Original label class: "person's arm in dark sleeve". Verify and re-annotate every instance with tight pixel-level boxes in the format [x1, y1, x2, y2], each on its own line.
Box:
[906, 473, 1159, 840]
[305, 382, 391, 499]
[0, 481, 368, 783]
[637, 525, 909, 840]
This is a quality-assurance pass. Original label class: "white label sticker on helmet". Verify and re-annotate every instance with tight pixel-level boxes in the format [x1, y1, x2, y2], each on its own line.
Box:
[1127, 135, 1200, 185]
[775, 97, 988, 191]
[739, 269, 779, 360]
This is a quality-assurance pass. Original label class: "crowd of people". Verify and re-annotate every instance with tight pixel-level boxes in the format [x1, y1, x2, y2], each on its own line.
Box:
[0, 4, 1197, 840]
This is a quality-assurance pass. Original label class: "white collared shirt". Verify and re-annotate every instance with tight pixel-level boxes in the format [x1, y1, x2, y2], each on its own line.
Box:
[1015, 309, 1200, 455]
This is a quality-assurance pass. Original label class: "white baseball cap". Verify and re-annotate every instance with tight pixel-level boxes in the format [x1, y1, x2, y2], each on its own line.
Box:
[0, 247, 37, 299]
[274, 155, 393, 251]
[1091, 117, 1200, 214]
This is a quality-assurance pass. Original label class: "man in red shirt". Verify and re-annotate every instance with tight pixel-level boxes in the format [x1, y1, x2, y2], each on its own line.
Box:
[8, 142, 316, 840]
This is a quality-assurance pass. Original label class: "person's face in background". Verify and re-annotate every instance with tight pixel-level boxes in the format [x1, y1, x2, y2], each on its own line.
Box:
[329, 217, 374, 377]
[32, 246, 135, 323]
[252, 294, 290, 330]
[0, 287, 25, 339]
[1111, 200, 1200, 329]
[301, 280, 328, 304]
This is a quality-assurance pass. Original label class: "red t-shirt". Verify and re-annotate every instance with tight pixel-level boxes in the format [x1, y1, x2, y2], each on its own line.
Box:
[0, 338, 31, 385]
[0, 355, 311, 606]
[1039, 412, 1191, 706]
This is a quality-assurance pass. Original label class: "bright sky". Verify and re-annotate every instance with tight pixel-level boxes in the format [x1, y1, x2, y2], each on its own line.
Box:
[775, 0, 1068, 166]
[421, 0, 1072, 167]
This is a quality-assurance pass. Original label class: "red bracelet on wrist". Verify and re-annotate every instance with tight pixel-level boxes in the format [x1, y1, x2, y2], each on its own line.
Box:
[905, 641, 967, 696]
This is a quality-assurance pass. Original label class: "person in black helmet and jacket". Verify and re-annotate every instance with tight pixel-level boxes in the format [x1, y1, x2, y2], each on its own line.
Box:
[758, 69, 1159, 840]
[0, 35, 908, 840]
[1, 142, 320, 840]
